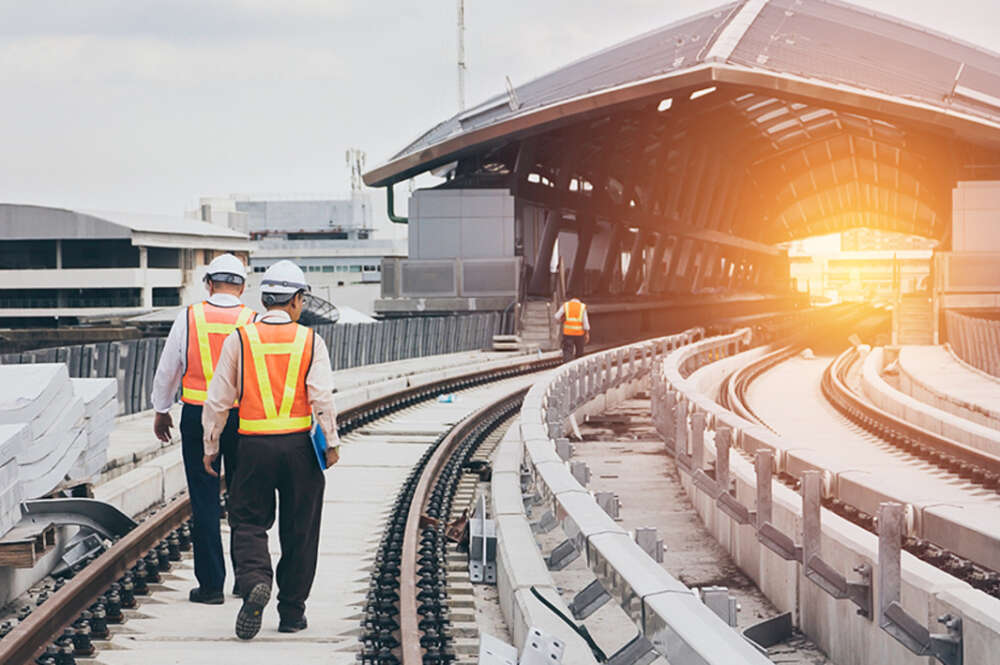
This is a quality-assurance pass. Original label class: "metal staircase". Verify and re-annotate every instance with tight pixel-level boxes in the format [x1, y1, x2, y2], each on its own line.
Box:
[895, 294, 934, 345]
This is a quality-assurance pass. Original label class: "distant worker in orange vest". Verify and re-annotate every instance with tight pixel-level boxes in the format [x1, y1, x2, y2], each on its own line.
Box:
[554, 295, 590, 361]
[202, 259, 340, 640]
[151, 253, 255, 605]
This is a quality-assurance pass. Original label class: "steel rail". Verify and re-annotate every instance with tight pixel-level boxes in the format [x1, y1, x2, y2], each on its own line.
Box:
[822, 347, 1000, 482]
[0, 495, 192, 665]
[719, 344, 798, 427]
[1, 354, 557, 665]
[399, 385, 530, 664]
[335, 354, 556, 434]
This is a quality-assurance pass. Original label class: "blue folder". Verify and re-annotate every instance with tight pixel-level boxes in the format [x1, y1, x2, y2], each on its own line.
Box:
[311, 421, 327, 471]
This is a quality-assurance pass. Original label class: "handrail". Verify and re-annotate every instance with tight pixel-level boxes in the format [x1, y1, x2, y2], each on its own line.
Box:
[517, 327, 774, 665]
[655, 331, 1000, 665]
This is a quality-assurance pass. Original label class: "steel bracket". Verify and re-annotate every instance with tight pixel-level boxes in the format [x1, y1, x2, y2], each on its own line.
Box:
[878, 502, 963, 665]
[606, 633, 657, 665]
[743, 612, 793, 654]
[568, 579, 611, 620]
[757, 522, 802, 562]
[546, 539, 581, 571]
[531, 511, 558, 534]
[717, 491, 753, 525]
[469, 496, 497, 584]
[692, 468, 722, 499]
[805, 557, 872, 619]
[883, 604, 963, 665]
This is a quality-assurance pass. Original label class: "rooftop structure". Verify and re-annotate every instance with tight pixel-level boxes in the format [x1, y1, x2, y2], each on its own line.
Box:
[367, 0, 1000, 246]
[363, 0, 1000, 344]
[0, 204, 250, 325]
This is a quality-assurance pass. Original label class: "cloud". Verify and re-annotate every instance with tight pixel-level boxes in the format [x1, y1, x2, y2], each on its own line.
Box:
[0, 34, 344, 85]
[0, 0, 352, 40]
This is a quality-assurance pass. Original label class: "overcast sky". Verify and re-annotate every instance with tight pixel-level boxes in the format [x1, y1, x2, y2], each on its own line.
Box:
[0, 0, 997, 226]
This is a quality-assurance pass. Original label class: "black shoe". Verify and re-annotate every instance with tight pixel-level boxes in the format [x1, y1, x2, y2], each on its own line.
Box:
[278, 616, 307, 633]
[235, 583, 270, 640]
[189, 588, 224, 605]
[232, 582, 240, 597]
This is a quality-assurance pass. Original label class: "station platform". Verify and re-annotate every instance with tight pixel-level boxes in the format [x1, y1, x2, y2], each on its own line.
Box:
[896, 345, 1000, 429]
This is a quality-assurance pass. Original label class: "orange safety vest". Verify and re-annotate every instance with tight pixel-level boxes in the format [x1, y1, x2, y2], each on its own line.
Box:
[563, 299, 586, 336]
[181, 302, 255, 405]
[237, 321, 315, 435]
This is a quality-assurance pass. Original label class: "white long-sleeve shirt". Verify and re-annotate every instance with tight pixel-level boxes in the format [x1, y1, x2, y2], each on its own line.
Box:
[150, 293, 249, 413]
[201, 310, 340, 456]
[553, 300, 591, 331]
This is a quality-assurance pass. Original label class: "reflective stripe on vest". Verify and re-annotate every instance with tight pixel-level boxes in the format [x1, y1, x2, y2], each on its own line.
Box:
[181, 302, 254, 404]
[563, 300, 586, 336]
[237, 322, 314, 435]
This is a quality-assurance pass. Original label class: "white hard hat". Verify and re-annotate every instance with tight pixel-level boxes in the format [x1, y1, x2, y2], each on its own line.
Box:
[205, 253, 247, 284]
[260, 260, 311, 295]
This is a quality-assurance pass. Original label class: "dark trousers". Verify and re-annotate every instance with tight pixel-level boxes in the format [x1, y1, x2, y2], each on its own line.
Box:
[229, 431, 325, 622]
[561, 334, 586, 361]
[180, 404, 239, 593]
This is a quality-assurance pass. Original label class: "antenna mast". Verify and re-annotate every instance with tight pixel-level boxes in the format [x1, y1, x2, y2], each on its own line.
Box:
[346, 148, 366, 193]
[457, 0, 466, 111]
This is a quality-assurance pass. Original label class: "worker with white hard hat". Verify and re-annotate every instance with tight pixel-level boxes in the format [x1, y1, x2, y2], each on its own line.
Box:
[201, 259, 340, 640]
[151, 252, 256, 605]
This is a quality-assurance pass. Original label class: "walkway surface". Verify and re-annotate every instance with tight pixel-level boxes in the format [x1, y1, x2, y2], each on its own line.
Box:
[96, 373, 539, 665]
[537, 396, 831, 663]
[898, 345, 1000, 425]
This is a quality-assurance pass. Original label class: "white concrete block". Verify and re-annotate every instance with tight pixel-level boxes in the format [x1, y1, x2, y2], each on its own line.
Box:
[0, 363, 68, 425]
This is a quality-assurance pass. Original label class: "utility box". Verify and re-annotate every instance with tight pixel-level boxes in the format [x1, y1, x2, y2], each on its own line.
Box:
[408, 189, 515, 260]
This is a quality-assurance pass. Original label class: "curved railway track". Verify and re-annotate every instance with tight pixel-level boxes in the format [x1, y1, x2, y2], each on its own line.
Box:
[0, 354, 558, 665]
[725, 344, 1000, 598]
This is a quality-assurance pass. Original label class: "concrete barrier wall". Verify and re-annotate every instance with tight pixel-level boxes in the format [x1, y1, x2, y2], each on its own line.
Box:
[862, 348, 1000, 458]
[490, 423, 600, 662]
[946, 310, 1000, 378]
[0, 314, 504, 417]
[897, 346, 1000, 430]
[656, 334, 1000, 665]
[502, 329, 776, 665]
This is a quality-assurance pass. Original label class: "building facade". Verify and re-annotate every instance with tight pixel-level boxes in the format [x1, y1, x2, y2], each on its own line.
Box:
[0, 204, 249, 325]
[197, 193, 406, 314]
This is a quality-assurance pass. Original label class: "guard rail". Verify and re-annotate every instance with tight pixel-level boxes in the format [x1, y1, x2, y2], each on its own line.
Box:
[510, 328, 774, 664]
[652, 331, 1000, 665]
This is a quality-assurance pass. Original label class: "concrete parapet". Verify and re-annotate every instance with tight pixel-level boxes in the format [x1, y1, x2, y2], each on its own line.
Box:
[862, 347, 1000, 458]
[657, 330, 1000, 665]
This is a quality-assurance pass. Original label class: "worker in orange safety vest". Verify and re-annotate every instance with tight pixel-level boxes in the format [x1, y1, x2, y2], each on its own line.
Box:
[151, 253, 255, 605]
[202, 259, 340, 640]
[554, 296, 590, 361]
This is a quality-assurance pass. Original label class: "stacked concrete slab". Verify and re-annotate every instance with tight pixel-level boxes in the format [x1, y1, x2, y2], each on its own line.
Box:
[0, 365, 117, 537]
[0, 424, 30, 536]
[69, 378, 118, 480]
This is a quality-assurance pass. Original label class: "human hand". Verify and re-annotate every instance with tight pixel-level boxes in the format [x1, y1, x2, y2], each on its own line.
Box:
[154, 412, 173, 443]
[203, 453, 220, 477]
[325, 445, 340, 468]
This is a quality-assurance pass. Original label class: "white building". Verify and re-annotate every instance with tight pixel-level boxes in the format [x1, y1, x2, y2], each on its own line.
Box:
[196, 193, 407, 314]
[0, 204, 250, 324]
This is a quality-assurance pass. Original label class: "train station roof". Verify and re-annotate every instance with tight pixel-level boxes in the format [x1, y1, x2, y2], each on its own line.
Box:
[365, 0, 1000, 244]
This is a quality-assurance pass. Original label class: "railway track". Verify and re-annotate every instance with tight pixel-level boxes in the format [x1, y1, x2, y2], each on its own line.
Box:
[727, 344, 1000, 598]
[0, 353, 557, 665]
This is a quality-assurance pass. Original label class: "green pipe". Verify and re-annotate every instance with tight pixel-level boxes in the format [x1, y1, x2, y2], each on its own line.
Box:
[386, 183, 408, 224]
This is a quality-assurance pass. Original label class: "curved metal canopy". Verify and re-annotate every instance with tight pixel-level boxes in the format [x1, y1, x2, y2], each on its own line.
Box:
[365, 0, 1000, 242]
